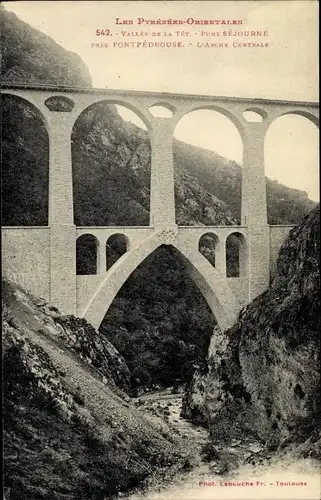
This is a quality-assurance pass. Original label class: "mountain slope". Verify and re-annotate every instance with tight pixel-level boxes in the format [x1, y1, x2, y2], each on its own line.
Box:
[3, 280, 190, 499]
[174, 140, 316, 225]
[1, 6, 92, 87]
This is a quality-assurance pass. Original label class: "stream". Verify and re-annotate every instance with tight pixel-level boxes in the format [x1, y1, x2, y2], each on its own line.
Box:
[126, 389, 321, 500]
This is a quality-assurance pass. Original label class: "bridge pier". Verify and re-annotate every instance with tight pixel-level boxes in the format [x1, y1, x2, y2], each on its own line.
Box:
[50, 225, 76, 315]
[214, 237, 227, 276]
[150, 118, 176, 228]
[48, 113, 75, 226]
[48, 112, 77, 315]
[242, 122, 270, 300]
[98, 238, 107, 275]
[247, 226, 270, 300]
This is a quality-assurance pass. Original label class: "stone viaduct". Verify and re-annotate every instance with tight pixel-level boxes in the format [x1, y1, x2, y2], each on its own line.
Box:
[1, 84, 319, 331]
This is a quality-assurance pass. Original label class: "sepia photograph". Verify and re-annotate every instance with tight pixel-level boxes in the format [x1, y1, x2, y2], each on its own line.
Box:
[1, 1, 320, 499]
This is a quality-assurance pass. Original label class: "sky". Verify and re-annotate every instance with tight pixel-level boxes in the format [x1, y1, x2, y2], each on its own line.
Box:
[5, 0, 319, 201]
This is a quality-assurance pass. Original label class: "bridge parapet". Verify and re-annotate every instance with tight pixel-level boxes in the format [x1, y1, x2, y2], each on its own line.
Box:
[2, 83, 319, 124]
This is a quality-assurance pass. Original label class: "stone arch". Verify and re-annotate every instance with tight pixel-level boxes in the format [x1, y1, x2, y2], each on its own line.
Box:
[1, 93, 50, 225]
[149, 103, 175, 118]
[226, 232, 247, 277]
[45, 95, 75, 112]
[265, 113, 319, 220]
[243, 107, 268, 121]
[76, 234, 100, 275]
[198, 232, 219, 267]
[106, 233, 130, 270]
[82, 232, 241, 332]
[173, 106, 243, 224]
[71, 100, 152, 226]
[277, 110, 319, 128]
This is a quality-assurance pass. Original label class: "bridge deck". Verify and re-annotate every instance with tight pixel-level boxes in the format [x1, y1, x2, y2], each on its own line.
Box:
[1, 82, 318, 108]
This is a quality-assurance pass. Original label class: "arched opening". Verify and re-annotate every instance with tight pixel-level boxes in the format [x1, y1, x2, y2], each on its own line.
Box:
[265, 114, 319, 224]
[71, 101, 151, 226]
[149, 104, 174, 118]
[1, 94, 49, 225]
[198, 232, 219, 267]
[173, 108, 243, 225]
[106, 233, 129, 270]
[76, 234, 99, 275]
[99, 245, 215, 395]
[243, 109, 266, 123]
[226, 232, 247, 278]
[45, 95, 75, 112]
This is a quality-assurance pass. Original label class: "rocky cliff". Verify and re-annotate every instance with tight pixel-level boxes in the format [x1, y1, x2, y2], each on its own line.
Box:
[182, 205, 320, 457]
[2, 279, 191, 499]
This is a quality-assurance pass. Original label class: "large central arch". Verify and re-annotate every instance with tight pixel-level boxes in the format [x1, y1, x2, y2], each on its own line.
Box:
[82, 232, 241, 332]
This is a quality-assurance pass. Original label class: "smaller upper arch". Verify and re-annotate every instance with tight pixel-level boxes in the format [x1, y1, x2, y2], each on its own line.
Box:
[149, 102, 176, 118]
[224, 227, 247, 238]
[106, 232, 130, 248]
[106, 233, 130, 270]
[198, 229, 221, 241]
[226, 230, 246, 240]
[45, 95, 75, 112]
[198, 232, 219, 268]
[226, 231, 248, 278]
[76, 233, 100, 275]
[77, 232, 100, 243]
[243, 107, 268, 122]
[198, 231, 219, 243]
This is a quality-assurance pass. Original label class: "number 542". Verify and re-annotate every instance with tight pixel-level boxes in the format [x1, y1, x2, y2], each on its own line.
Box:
[96, 29, 111, 36]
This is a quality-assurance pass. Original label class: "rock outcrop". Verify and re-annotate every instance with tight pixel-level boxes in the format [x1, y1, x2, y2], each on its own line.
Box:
[2, 279, 190, 499]
[3, 280, 131, 394]
[182, 205, 320, 456]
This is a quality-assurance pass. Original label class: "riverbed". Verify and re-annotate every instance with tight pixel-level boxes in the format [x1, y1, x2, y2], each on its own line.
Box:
[127, 389, 321, 500]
